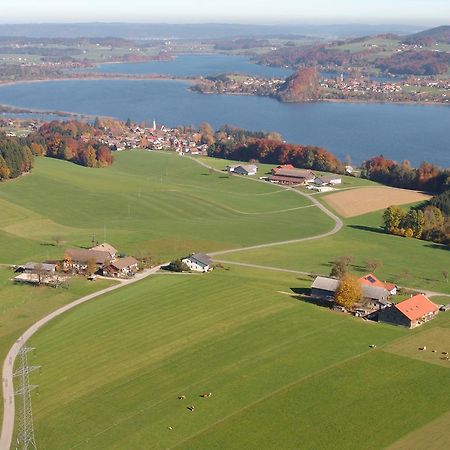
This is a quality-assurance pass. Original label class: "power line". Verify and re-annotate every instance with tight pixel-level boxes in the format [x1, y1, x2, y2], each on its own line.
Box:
[14, 347, 40, 450]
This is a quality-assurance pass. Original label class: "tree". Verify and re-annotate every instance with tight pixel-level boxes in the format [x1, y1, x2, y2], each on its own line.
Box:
[383, 205, 406, 234]
[34, 263, 47, 286]
[330, 255, 354, 279]
[86, 258, 97, 276]
[365, 259, 383, 273]
[335, 274, 362, 310]
[167, 259, 189, 273]
[199, 122, 215, 146]
[52, 235, 64, 246]
[443, 270, 449, 283]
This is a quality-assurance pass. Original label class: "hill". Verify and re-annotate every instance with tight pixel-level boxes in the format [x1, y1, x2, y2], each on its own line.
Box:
[403, 25, 450, 45]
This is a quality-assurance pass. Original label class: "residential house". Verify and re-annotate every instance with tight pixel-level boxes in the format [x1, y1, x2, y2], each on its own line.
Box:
[227, 164, 258, 176]
[90, 243, 118, 260]
[268, 168, 315, 185]
[310, 276, 340, 301]
[64, 248, 111, 272]
[378, 294, 439, 328]
[359, 274, 397, 295]
[182, 253, 212, 272]
[103, 256, 139, 278]
[314, 175, 342, 186]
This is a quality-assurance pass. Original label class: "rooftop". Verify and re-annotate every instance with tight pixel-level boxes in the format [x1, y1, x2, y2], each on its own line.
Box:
[395, 294, 439, 321]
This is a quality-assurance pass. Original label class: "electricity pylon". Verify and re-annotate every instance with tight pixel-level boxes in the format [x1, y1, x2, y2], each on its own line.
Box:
[14, 347, 40, 450]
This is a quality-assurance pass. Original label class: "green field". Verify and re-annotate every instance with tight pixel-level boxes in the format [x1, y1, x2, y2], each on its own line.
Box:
[25, 268, 450, 449]
[0, 152, 334, 265]
[2, 151, 450, 449]
[218, 209, 450, 295]
[0, 267, 116, 374]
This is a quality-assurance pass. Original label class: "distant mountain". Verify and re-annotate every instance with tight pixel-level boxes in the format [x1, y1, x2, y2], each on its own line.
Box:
[0, 23, 426, 40]
[402, 25, 450, 45]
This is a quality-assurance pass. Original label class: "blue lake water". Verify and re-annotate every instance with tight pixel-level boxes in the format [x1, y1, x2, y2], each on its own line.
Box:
[86, 54, 291, 79]
[0, 78, 448, 167]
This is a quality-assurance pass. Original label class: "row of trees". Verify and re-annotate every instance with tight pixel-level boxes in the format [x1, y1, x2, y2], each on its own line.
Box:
[383, 201, 449, 244]
[28, 121, 114, 168]
[0, 134, 34, 181]
[208, 136, 344, 174]
[362, 155, 449, 193]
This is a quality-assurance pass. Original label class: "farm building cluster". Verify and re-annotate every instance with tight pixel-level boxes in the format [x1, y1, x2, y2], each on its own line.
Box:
[12, 242, 140, 286]
[226, 163, 343, 191]
[310, 273, 441, 329]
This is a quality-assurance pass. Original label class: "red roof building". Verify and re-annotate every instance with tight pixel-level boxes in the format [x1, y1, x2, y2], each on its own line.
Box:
[271, 164, 295, 174]
[359, 274, 397, 294]
[379, 294, 439, 328]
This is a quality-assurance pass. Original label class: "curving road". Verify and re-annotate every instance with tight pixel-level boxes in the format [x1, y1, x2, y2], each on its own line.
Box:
[189, 157, 343, 257]
[0, 265, 163, 450]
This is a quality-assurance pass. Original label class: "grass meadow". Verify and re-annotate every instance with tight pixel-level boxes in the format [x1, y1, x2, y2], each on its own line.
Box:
[26, 267, 450, 449]
[0, 151, 333, 265]
[219, 210, 450, 295]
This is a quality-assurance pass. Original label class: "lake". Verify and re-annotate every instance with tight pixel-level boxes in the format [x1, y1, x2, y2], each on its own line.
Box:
[84, 54, 292, 79]
[0, 66, 448, 166]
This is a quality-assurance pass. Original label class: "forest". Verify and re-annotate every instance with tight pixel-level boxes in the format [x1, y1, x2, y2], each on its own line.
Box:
[28, 121, 114, 168]
[0, 134, 33, 181]
[362, 155, 449, 193]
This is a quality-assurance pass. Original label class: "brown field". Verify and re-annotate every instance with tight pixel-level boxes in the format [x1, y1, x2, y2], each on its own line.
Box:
[323, 187, 431, 217]
[387, 410, 450, 450]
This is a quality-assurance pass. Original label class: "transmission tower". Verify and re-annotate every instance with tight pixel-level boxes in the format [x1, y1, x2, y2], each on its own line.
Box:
[14, 347, 40, 450]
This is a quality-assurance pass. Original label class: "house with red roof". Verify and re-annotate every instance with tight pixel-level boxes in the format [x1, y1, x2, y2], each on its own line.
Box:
[378, 294, 439, 328]
[271, 164, 295, 174]
[359, 274, 397, 295]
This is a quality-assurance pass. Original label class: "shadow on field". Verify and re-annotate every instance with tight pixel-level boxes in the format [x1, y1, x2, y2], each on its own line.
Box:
[348, 225, 385, 235]
[290, 288, 332, 308]
[424, 243, 449, 251]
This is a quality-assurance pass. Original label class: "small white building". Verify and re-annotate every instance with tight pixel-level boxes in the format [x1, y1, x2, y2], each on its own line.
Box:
[182, 253, 212, 272]
[227, 164, 258, 176]
[314, 175, 342, 186]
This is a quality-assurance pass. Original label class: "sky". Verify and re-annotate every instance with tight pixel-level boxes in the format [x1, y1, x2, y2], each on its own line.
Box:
[1, 0, 449, 24]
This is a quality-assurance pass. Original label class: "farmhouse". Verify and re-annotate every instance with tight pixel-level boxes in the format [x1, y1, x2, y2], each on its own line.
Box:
[182, 253, 212, 272]
[90, 243, 118, 259]
[361, 285, 391, 310]
[271, 164, 295, 174]
[311, 275, 392, 310]
[103, 256, 139, 278]
[359, 273, 397, 295]
[64, 248, 112, 271]
[268, 168, 315, 185]
[310, 276, 339, 301]
[314, 175, 342, 186]
[16, 262, 56, 274]
[227, 164, 258, 176]
[378, 294, 439, 328]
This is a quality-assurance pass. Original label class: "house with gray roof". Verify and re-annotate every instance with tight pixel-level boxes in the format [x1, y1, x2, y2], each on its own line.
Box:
[227, 164, 258, 176]
[310, 276, 340, 301]
[182, 253, 212, 272]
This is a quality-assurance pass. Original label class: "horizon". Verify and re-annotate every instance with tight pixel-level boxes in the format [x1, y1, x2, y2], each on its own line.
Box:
[1, 0, 449, 25]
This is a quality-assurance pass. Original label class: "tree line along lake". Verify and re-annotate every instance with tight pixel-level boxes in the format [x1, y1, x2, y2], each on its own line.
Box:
[0, 53, 449, 167]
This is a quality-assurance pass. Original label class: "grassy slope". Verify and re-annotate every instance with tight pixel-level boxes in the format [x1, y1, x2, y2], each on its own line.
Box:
[26, 268, 450, 449]
[0, 267, 116, 372]
[220, 210, 450, 294]
[0, 152, 333, 264]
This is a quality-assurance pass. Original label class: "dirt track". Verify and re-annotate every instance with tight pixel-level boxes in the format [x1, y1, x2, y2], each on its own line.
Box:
[323, 187, 431, 217]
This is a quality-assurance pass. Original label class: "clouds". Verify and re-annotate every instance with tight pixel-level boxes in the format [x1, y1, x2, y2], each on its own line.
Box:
[1, 0, 448, 23]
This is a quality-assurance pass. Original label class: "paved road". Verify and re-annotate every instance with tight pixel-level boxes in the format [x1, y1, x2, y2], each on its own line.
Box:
[0, 265, 164, 450]
[213, 260, 450, 299]
[189, 157, 343, 257]
[1, 157, 445, 449]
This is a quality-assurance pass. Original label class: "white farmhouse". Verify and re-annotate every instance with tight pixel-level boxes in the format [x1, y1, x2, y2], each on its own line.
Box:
[182, 253, 212, 272]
